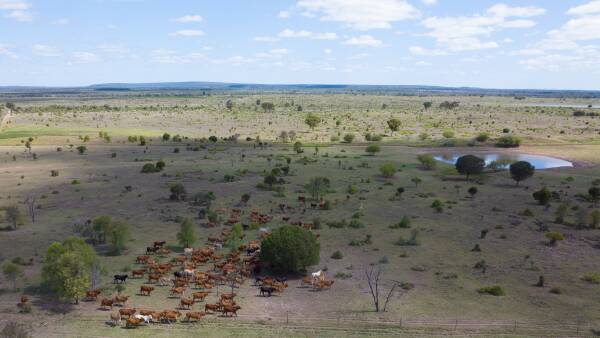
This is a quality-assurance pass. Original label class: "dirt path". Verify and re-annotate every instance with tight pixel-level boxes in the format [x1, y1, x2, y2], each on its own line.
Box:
[1, 108, 12, 128]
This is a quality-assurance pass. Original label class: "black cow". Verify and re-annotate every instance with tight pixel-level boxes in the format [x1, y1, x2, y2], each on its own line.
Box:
[259, 286, 276, 297]
[146, 246, 158, 254]
[114, 274, 128, 284]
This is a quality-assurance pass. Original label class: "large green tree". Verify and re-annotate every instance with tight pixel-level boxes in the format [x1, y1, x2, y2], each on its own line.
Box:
[108, 221, 131, 255]
[260, 225, 320, 274]
[177, 218, 196, 248]
[305, 114, 321, 130]
[305, 177, 331, 200]
[455, 155, 485, 180]
[42, 237, 99, 304]
[510, 161, 535, 185]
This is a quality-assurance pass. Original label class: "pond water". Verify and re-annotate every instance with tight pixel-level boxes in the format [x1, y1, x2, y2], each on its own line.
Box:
[433, 153, 573, 169]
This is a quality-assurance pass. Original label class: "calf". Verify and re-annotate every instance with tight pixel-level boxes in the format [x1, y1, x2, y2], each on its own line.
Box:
[170, 286, 186, 297]
[204, 303, 221, 313]
[132, 269, 146, 278]
[180, 298, 194, 309]
[86, 290, 101, 301]
[119, 308, 136, 319]
[125, 317, 142, 329]
[222, 305, 241, 317]
[100, 298, 113, 310]
[110, 312, 121, 326]
[192, 291, 209, 302]
[140, 285, 154, 296]
[185, 311, 206, 323]
[113, 295, 129, 306]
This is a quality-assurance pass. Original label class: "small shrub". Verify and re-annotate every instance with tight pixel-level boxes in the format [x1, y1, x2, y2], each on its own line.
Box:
[581, 273, 600, 284]
[389, 216, 411, 229]
[477, 285, 505, 296]
[330, 251, 343, 259]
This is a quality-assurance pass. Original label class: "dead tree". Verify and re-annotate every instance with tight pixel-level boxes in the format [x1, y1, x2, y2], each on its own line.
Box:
[25, 196, 36, 223]
[365, 266, 401, 312]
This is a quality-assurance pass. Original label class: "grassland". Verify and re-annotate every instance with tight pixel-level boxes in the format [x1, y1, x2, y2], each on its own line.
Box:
[0, 92, 599, 337]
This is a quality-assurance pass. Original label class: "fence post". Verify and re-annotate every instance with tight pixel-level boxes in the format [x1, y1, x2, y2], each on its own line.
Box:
[454, 319, 458, 332]
[399, 317, 402, 329]
[286, 311, 289, 325]
[514, 320, 517, 333]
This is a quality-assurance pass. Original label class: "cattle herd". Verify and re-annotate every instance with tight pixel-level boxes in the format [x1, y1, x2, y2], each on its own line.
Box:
[79, 217, 334, 329]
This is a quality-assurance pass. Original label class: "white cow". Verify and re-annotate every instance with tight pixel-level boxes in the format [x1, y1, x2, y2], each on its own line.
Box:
[311, 270, 324, 284]
[134, 314, 153, 324]
[183, 248, 193, 256]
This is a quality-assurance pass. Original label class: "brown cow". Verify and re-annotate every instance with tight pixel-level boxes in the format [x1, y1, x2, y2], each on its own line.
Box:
[132, 269, 146, 278]
[204, 303, 221, 313]
[140, 285, 154, 296]
[221, 305, 241, 317]
[185, 311, 206, 323]
[100, 298, 113, 310]
[125, 317, 141, 329]
[20, 295, 29, 304]
[170, 286, 186, 297]
[85, 290, 101, 301]
[135, 255, 150, 264]
[160, 310, 181, 324]
[110, 312, 121, 326]
[220, 292, 236, 300]
[180, 298, 194, 309]
[147, 273, 161, 284]
[119, 308, 136, 319]
[113, 295, 129, 306]
[192, 291, 209, 302]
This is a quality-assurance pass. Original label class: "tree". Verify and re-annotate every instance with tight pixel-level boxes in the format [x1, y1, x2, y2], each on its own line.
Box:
[365, 144, 381, 156]
[589, 187, 600, 205]
[42, 237, 99, 304]
[305, 114, 321, 130]
[264, 174, 278, 188]
[510, 161, 535, 185]
[387, 119, 401, 135]
[379, 163, 396, 178]
[545, 232, 565, 246]
[305, 177, 330, 200]
[92, 216, 112, 244]
[468, 186, 478, 198]
[343, 133, 355, 143]
[5, 205, 24, 230]
[177, 218, 196, 248]
[2, 261, 23, 291]
[364, 266, 403, 312]
[423, 102, 432, 110]
[261, 102, 275, 113]
[533, 187, 552, 205]
[225, 223, 243, 249]
[241, 193, 251, 205]
[411, 177, 422, 187]
[260, 225, 319, 274]
[156, 160, 166, 171]
[293, 141, 303, 154]
[25, 196, 36, 223]
[107, 221, 131, 255]
[162, 133, 171, 141]
[76, 146, 87, 155]
[169, 183, 187, 201]
[455, 155, 485, 180]
[442, 130, 455, 139]
[225, 99, 233, 110]
[417, 154, 436, 170]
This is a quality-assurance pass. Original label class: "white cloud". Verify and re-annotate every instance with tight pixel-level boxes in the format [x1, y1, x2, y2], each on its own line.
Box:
[211, 55, 257, 66]
[515, 2, 600, 72]
[416, 60, 431, 66]
[169, 30, 205, 37]
[487, 4, 546, 18]
[0, 44, 17, 58]
[297, 0, 420, 30]
[344, 35, 383, 47]
[5, 9, 32, 21]
[421, 4, 545, 52]
[324, 48, 332, 54]
[256, 48, 290, 59]
[32, 44, 62, 57]
[97, 44, 130, 55]
[151, 49, 205, 64]
[172, 15, 203, 23]
[409, 46, 447, 56]
[567, 0, 600, 16]
[0, 0, 30, 10]
[421, 0, 437, 5]
[347, 53, 369, 60]
[253, 36, 280, 42]
[72, 51, 100, 63]
[254, 29, 338, 42]
[52, 18, 70, 25]
[278, 10, 290, 19]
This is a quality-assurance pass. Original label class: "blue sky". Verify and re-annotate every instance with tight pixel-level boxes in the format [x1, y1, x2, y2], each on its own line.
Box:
[1, 0, 600, 89]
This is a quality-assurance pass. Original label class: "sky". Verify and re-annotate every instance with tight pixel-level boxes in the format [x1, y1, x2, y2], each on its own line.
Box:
[1, 0, 600, 89]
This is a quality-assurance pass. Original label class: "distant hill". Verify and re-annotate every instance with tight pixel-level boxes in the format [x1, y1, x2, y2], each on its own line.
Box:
[1, 81, 599, 98]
